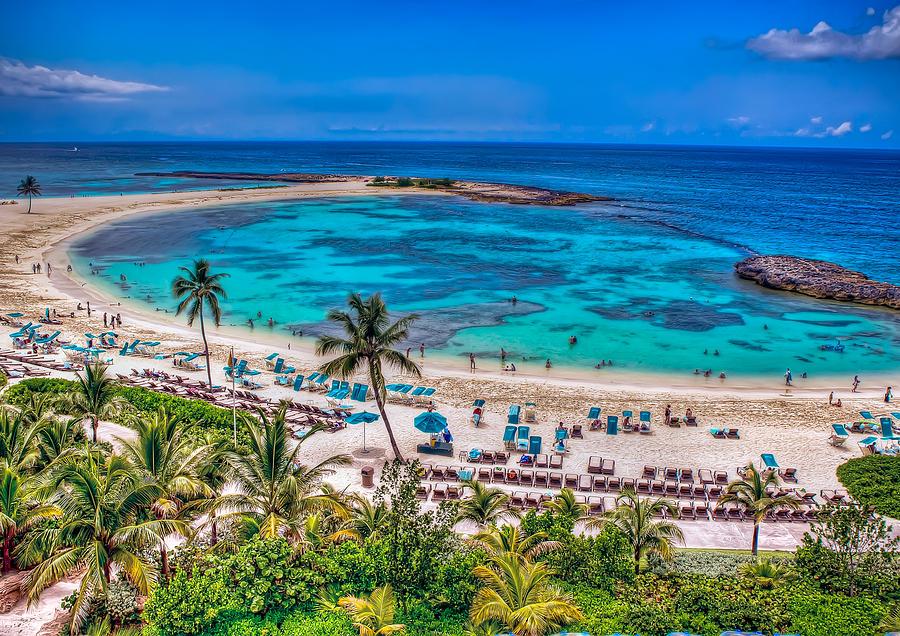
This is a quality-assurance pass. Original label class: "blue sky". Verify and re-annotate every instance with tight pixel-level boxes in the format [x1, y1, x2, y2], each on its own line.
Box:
[1, 1, 898, 146]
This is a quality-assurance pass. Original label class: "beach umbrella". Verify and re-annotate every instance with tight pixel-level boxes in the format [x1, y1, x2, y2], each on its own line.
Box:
[5, 313, 23, 318]
[414, 411, 448, 435]
[345, 411, 380, 453]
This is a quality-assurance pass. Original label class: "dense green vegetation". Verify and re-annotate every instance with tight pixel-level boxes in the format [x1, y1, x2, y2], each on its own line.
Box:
[368, 176, 455, 189]
[837, 454, 900, 519]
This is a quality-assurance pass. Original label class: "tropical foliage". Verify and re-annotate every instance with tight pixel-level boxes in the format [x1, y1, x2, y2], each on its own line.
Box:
[172, 259, 229, 388]
[17, 175, 41, 213]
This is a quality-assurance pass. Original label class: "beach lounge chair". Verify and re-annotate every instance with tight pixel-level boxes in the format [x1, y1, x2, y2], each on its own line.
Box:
[601, 458, 615, 475]
[516, 426, 530, 451]
[588, 456, 602, 474]
[350, 383, 369, 402]
[725, 428, 740, 439]
[523, 402, 538, 423]
[592, 476, 607, 492]
[578, 474, 593, 492]
[549, 454, 563, 469]
[779, 467, 798, 483]
[503, 425, 517, 450]
[528, 435, 542, 455]
[587, 496, 604, 516]
[586, 406, 601, 421]
[508, 404, 521, 425]
[292, 375, 304, 391]
[860, 410, 875, 421]
[264, 352, 279, 368]
[829, 423, 849, 446]
[858, 435, 878, 455]
[571, 423, 583, 438]
[471, 399, 486, 427]
[509, 492, 525, 508]
[880, 418, 895, 438]
[535, 453, 548, 468]
[549, 472, 563, 488]
[760, 453, 779, 474]
[606, 415, 618, 435]
[710, 428, 726, 439]
[534, 471, 549, 487]
[622, 410, 635, 433]
[680, 502, 696, 520]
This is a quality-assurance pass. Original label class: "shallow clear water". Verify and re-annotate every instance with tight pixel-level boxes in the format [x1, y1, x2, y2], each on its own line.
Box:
[69, 194, 900, 378]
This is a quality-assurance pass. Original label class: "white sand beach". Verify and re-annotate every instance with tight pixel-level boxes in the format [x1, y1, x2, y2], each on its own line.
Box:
[1, 185, 897, 556]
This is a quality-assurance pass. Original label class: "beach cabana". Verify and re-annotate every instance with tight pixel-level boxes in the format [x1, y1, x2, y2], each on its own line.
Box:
[760, 453, 779, 472]
[345, 411, 380, 453]
[606, 415, 618, 435]
[471, 398, 486, 427]
[829, 424, 849, 447]
[415, 387, 436, 405]
[414, 411, 453, 456]
[508, 404, 521, 425]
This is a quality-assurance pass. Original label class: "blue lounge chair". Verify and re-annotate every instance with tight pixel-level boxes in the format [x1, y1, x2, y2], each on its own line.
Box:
[892, 412, 900, 420]
[640, 411, 651, 423]
[293, 375, 304, 391]
[34, 330, 60, 345]
[508, 404, 521, 425]
[606, 415, 618, 435]
[410, 386, 426, 398]
[325, 380, 341, 397]
[416, 387, 436, 404]
[473, 398, 486, 408]
[860, 410, 875, 420]
[761, 453, 779, 471]
[503, 425, 517, 449]
[517, 425, 530, 451]
[265, 352, 279, 368]
[273, 358, 285, 373]
[880, 418, 895, 439]
[858, 435, 879, 455]
[274, 375, 290, 386]
[528, 435, 542, 455]
[350, 383, 368, 402]
[829, 423, 849, 446]
[586, 406, 601, 420]
[555, 428, 568, 441]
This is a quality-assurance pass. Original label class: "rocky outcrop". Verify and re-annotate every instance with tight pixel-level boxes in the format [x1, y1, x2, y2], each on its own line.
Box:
[134, 171, 608, 206]
[735, 255, 900, 310]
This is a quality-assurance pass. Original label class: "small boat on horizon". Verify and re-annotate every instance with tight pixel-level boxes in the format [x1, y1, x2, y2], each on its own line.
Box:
[64, 146, 78, 152]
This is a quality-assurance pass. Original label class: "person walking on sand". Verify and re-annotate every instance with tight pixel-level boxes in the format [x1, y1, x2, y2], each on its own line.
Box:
[469, 353, 476, 371]
[116, 313, 122, 327]
[664, 404, 671, 426]
[852, 375, 860, 393]
[886, 386, 893, 403]
[784, 368, 792, 386]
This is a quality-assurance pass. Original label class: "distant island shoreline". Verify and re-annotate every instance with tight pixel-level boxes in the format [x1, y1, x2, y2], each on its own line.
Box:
[133, 171, 610, 206]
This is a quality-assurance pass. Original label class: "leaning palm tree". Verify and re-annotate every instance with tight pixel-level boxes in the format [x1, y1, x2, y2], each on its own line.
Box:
[470, 524, 561, 562]
[470, 552, 583, 636]
[62, 362, 128, 443]
[587, 487, 683, 574]
[16, 176, 41, 214]
[19, 454, 189, 634]
[457, 479, 518, 528]
[0, 467, 61, 572]
[717, 464, 800, 555]
[172, 259, 229, 388]
[117, 408, 211, 577]
[316, 293, 420, 460]
[217, 407, 350, 540]
[339, 584, 406, 636]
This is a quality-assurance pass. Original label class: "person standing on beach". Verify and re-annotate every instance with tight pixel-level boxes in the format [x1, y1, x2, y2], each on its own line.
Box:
[103, 313, 107, 328]
[469, 353, 476, 371]
[500, 347, 507, 361]
[784, 368, 792, 386]
[886, 386, 893, 403]
[852, 375, 860, 392]
[664, 404, 671, 426]
[828, 391, 833, 405]
[420, 343, 425, 358]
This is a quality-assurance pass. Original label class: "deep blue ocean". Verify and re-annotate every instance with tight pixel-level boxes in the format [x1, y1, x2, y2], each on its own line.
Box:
[3, 142, 899, 377]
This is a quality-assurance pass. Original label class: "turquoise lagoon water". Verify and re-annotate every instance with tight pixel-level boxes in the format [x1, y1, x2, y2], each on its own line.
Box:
[68, 194, 900, 379]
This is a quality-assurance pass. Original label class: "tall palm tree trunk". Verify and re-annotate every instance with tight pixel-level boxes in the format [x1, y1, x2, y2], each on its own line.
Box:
[370, 360, 403, 461]
[751, 521, 760, 555]
[3, 529, 14, 572]
[199, 304, 213, 388]
[26, 195, 32, 214]
[210, 513, 218, 545]
[91, 414, 99, 443]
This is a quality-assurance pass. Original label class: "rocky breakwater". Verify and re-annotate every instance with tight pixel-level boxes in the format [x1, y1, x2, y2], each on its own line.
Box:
[735, 255, 900, 310]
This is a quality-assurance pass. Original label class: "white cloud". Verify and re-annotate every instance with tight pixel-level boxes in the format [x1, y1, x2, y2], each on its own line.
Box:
[867, 7, 877, 16]
[860, 123, 873, 132]
[747, 5, 900, 60]
[826, 121, 853, 136]
[727, 115, 751, 125]
[640, 121, 655, 132]
[0, 58, 168, 101]
[883, 129, 895, 139]
[810, 115, 823, 124]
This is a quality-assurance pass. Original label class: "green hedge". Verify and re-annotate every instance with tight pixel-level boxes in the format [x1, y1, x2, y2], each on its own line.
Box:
[3, 378, 250, 449]
[837, 455, 900, 519]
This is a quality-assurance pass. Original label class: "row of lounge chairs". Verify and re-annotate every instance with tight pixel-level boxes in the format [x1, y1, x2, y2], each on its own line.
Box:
[385, 384, 436, 405]
[0, 349, 81, 373]
[586, 409, 653, 434]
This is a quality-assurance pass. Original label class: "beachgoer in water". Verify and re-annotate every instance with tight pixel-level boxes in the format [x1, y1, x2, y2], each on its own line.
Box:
[568, 335, 577, 345]
[719, 372, 726, 379]
[545, 359, 552, 369]
[704, 369, 711, 378]
[801, 372, 807, 379]
[469, 353, 476, 371]
[257, 311, 262, 318]
[785, 368, 793, 386]
[511, 296, 518, 305]
[248, 318, 254, 328]
[693, 368, 700, 375]
[268, 317, 274, 327]
[763, 324, 768, 330]
[714, 349, 720, 356]
[420, 343, 425, 358]
[500, 347, 507, 361]
[607, 360, 613, 366]
[703, 349, 708, 355]
[886, 386, 893, 403]
[852, 375, 860, 392]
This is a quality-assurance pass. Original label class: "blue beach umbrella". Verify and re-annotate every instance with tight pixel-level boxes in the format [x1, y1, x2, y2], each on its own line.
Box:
[414, 411, 448, 435]
[6, 313, 23, 318]
[346, 411, 380, 453]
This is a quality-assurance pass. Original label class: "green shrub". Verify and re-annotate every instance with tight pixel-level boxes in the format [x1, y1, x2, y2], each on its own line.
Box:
[0, 371, 7, 389]
[143, 567, 235, 636]
[280, 611, 354, 636]
[789, 590, 886, 636]
[651, 550, 793, 578]
[837, 455, 900, 518]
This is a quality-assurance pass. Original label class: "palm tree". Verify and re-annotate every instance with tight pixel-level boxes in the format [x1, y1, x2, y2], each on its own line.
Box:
[34, 417, 83, 469]
[345, 494, 388, 541]
[0, 467, 61, 572]
[470, 524, 561, 562]
[470, 552, 583, 636]
[0, 407, 41, 472]
[457, 479, 518, 528]
[587, 487, 683, 574]
[19, 454, 189, 634]
[316, 293, 420, 460]
[62, 362, 128, 443]
[195, 433, 231, 547]
[739, 557, 797, 589]
[172, 259, 229, 388]
[542, 488, 588, 521]
[117, 408, 211, 577]
[717, 465, 800, 555]
[16, 176, 41, 214]
[339, 584, 406, 636]
[217, 407, 350, 540]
